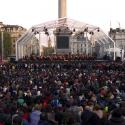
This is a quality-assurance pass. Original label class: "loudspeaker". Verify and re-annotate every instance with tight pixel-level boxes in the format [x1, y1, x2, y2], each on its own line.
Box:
[56, 36, 69, 49]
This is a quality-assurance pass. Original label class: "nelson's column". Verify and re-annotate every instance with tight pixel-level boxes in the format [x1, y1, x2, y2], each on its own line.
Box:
[58, 0, 67, 18]
[54, 0, 72, 54]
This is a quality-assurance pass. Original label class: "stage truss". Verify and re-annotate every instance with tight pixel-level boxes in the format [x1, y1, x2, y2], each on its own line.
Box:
[16, 17, 116, 60]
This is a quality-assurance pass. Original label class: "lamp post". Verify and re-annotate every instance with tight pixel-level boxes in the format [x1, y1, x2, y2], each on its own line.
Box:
[1, 28, 4, 62]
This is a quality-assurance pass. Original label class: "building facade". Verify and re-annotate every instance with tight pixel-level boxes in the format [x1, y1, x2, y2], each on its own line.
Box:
[70, 31, 94, 55]
[109, 28, 125, 50]
[0, 22, 26, 56]
[109, 28, 125, 59]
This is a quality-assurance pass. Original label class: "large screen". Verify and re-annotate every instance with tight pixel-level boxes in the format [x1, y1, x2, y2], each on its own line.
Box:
[56, 36, 69, 49]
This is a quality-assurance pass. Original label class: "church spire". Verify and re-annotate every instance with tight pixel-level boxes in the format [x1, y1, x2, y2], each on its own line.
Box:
[48, 36, 52, 48]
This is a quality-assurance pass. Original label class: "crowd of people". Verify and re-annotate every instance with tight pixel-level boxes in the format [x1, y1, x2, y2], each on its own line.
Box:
[19, 54, 97, 62]
[0, 55, 125, 125]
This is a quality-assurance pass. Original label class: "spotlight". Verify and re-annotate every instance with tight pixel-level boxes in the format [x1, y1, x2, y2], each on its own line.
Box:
[92, 32, 94, 35]
[73, 28, 75, 32]
[32, 28, 34, 32]
[43, 27, 47, 32]
[97, 28, 100, 32]
[34, 31, 39, 35]
[58, 28, 61, 32]
[84, 27, 88, 32]
[70, 31, 73, 34]
[66, 27, 69, 29]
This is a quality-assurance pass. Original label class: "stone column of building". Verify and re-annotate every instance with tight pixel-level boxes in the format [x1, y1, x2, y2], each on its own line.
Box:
[58, 0, 67, 18]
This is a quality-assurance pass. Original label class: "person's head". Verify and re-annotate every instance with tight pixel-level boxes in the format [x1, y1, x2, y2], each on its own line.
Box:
[93, 104, 102, 111]
[12, 115, 23, 125]
[34, 104, 42, 111]
[111, 108, 122, 118]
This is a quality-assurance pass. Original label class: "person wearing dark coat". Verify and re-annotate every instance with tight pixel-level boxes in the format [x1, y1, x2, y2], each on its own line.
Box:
[105, 108, 125, 125]
[81, 107, 100, 125]
[38, 113, 58, 125]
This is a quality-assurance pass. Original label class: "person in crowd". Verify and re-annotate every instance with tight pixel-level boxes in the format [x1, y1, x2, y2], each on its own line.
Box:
[105, 108, 125, 125]
[81, 104, 100, 125]
[29, 104, 42, 125]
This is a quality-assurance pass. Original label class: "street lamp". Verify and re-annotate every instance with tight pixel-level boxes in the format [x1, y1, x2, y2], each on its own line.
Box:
[0, 27, 4, 62]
